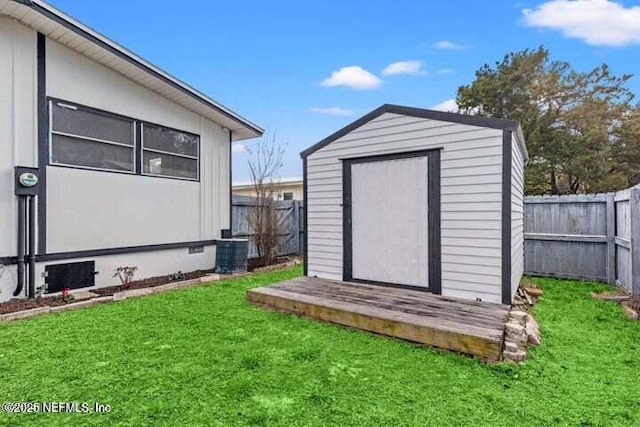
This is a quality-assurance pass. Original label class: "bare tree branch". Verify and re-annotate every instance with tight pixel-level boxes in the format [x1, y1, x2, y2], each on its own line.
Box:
[246, 131, 285, 267]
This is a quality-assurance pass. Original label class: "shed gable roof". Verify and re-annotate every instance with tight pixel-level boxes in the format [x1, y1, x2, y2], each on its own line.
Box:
[301, 104, 527, 160]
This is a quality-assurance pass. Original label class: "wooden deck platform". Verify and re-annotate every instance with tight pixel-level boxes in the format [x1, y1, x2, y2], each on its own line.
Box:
[247, 276, 510, 361]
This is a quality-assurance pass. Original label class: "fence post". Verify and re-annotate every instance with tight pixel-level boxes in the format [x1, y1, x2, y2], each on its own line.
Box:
[292, 200, 300, 255]
[630, 188, 640, 295]
[606, 194, 616, 285]
[300, 201, 305, 255]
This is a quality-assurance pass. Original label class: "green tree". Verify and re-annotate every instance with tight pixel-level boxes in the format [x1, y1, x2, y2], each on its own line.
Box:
[613, 105, 640, 187]
[456, 47, 635, 194]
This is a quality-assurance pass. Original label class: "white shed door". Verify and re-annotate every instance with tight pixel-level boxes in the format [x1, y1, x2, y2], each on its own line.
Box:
[351, 156, 430, 288]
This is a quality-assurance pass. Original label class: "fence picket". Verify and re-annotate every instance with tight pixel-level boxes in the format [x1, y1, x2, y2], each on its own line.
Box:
[524, 185, 639, 293]
[232, 195, 304, 259]
[234, 184, 639, 294]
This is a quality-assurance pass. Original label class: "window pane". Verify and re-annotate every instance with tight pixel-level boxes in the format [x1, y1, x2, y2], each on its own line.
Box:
[283, 192, 294, 200]
[143, 124, 198, 157]
[143, 151, 198, 180]
[52, 134, 134, 172]
[52, 103, 134, 145]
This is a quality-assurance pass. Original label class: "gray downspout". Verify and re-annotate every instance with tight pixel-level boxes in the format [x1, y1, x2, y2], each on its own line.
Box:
[28, 195, 36, 298]
[14, 196, 27, 296]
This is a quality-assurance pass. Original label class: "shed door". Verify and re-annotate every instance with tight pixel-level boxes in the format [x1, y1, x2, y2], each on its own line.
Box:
[349, 156, 430, 288]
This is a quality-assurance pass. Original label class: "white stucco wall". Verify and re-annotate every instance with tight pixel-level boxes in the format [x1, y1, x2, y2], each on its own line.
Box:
[45, 39, 230, 251]
[0, 18, 233, 301]
[0, 17, 37, 259]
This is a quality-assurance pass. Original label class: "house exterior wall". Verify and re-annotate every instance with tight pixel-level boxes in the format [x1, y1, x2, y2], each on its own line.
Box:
[0, 18, 232, 301]
[233, 182, 304, 200]
[511, 132, 525, 299]
[306, 112, 506, 303]
[45, 39, 230, 251]
[0, 17, 37, 260]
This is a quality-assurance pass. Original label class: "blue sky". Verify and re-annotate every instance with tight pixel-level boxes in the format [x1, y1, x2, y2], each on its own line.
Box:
[48, 0, 640, 181]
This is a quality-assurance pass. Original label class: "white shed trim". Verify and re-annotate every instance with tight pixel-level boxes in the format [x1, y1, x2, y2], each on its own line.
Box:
[301, 104, 527, 305]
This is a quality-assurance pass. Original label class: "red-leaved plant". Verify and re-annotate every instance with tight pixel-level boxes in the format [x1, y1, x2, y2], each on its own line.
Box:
[60, 287, 73, 303]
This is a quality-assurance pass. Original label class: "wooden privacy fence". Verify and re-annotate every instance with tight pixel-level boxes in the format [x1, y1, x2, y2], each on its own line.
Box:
[524, 185, 640, 294]
[234, 188, 640, 293]
[231, 195, 304, 259]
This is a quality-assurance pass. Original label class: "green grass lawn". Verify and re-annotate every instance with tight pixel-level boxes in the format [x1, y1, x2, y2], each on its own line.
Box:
[1, 266, 639, 426]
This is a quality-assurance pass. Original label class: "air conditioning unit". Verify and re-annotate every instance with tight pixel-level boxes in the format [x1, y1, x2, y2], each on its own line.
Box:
[215, 239, 248, 274]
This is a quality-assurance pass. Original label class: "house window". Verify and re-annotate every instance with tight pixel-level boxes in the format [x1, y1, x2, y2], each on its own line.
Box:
[283, 192, 294, 201]
[48, 99, 201, 181]
[50, 101, 135, 173]
[142, 123, 199, 180]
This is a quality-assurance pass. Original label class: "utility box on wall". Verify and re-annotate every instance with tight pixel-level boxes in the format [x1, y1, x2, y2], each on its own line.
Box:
[14, 166, 41, 196]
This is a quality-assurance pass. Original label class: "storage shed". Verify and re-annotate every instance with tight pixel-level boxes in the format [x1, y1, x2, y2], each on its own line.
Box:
[301, 104, 528, 305]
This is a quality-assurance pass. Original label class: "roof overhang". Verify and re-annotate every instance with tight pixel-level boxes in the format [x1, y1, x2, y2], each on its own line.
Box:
[301, 104, 529, 162]
[1, 0, 263, 141]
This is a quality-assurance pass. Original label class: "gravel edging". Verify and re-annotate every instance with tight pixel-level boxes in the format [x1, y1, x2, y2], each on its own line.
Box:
[0, 261, 300, 323]
[0, 259, 301, 324]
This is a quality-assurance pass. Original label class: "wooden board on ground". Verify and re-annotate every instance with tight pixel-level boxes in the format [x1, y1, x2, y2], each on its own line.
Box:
[247, 276, 510, 361]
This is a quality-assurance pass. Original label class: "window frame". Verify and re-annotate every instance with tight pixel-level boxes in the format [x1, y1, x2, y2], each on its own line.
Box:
[283, 192, 294, 201]
[140, 121, 200, 181]
[48, 98, 137, 175]
[47, 98, 201, 182]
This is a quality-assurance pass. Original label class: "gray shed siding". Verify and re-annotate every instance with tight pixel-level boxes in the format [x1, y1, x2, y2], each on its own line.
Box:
[306, 112, 506, 303]
[511, 132, 525, 300]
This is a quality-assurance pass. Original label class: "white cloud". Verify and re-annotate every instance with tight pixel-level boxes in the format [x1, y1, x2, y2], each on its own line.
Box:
[523, 0, 640, 46]
[232, 143, 248, 153]
[321, 66, 382, 90]
[433, 40, 468, 50]
[382, 60, 426, 76]
[309, 107, 355, 116]
[431, 99, 458, 112]
[437, 68, 455, 75]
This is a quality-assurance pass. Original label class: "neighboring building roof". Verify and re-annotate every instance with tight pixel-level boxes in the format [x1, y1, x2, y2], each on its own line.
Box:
[233, 177, 303, 189]
[1, 0, 263, 141]
[300, 104, 528, 161]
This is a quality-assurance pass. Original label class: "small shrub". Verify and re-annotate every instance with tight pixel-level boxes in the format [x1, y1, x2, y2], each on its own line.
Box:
[169, 271, 186, 282]
[113, 266, 137, 289]
[59, 287, 74, 303]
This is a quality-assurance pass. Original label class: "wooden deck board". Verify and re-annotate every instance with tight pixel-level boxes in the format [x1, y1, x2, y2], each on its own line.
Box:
[274, 278, 507, 328]
[271, 283, 505, 334]
[247, 277, 510, 361]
